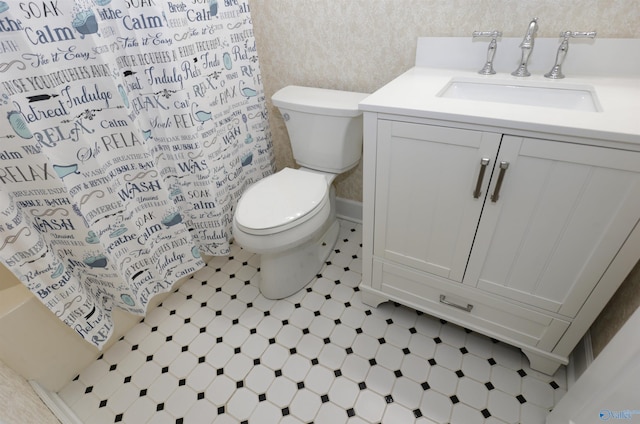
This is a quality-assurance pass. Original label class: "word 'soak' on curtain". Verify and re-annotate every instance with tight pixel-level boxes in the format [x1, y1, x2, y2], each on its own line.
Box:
[0, 0, 274, 348]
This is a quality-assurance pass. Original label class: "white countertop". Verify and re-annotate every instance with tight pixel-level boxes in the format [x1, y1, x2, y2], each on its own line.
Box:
[359, 38, 640, 145]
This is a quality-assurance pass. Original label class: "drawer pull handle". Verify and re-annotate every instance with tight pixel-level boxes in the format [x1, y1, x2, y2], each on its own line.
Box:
[490, 161, 510, 202]
[439, 295, 474, 312]
[473, 157, 491, 198]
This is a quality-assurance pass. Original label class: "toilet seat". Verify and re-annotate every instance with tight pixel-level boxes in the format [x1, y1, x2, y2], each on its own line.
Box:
[234, 168, 329, 235]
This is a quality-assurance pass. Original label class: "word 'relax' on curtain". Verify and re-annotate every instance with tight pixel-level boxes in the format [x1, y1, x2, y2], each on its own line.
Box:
[0, 0, 275, 348]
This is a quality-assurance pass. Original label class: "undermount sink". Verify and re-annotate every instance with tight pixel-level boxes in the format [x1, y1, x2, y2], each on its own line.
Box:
[438, 79, 601, 112]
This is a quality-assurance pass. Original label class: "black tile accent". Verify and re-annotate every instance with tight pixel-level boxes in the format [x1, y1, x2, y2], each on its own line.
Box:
[253, 358, 260, 366]
[236, 380, 244, 389]
[264, 311, 270, 316]
[307, 288, 313, 293]
[316, 274, 323, 279]
[355, 328, 363, 334]
[440, 319, 448, 325]
[282, 319, 289, 326]
[151, 326, 158, 332]
[434, 337, 442, 344]
[303, 328, 310, 335]
[259, 393, 267, 402]
[344, 267, 350, 272]
[485, 382, 495, 390]
[345, 347, 353, 355]
[170, 310, 176, 315]
[242, 261, 248, 266]
[378, 338, 386, 344]
[460, 347, 469, 354]
[157, 403, 164, 411]
[114, 413, 123, 422]
[394, 370, 403, 378]
[282, 407, 290, 416]
[184, 318, 190, 324]
[409, 327, 417, 334]
[109, 364, 117, 371]
[275, 369, 282, 377]
[385, 395, 394, 404]
[217, 337, 223, 343]
[365, 310, 372, 316]
[323, 338, 331, 344]
[488, 358, 497, 366]
[247, 303, 253, 308]
[73, 375, 79, 381]
[198, 357, 206, 364]
[358, 382, 367, 390]
[197, 392, 205, 400]
[176, 418, 184, 424]
[481, 408, 491, 418]
[131, 345, 139, 351]
[179, 379, 186, 386]
[455, 370, 464, 378]
[269, 338, 276, 344]
[99, 399, 108, 408]
[428, 358, 436, 366]
[166, 335, 173, 342]
[162, 366, 169, 373]
[146, 355, 153, 362]
[450, 395, 459, 404]
[234, 347, 241, 354]
[297, 381, 305, 390]
[334, 370, 342, 377]
[402, 348, 411, 355]
[321, 394, 329, 403]
[347, 408, 355, 417]
[217, 368, 224, 376]
[386, 319, 393, 325]
[413, 409, 423, 418]
[85, 386, 93, 394]
[517, 369, 528, 377]
[124, 376, 131, 384]
[311, 358, 319, 366]
[250, 328, 257, 334]
[201, 302, 207, 308]
[294, 303, 301, 309]
[314, 311, 321, 317]
[218, 406, 225, 414]
[344, 301, 350, 308]
[200, 327, 207, 333]
[289, 348, 297, 355]
[421, 381, 430, 390]
[517, 394, 527, 404]
[182, 346, 189, 352]
[550, 381, 560, 389]
[334, 319, 341, 325]
[232, 319, 239, 325]
[369, 358, 377, 366]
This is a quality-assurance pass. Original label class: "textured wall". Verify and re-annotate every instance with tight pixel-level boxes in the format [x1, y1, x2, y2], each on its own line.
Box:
[250, 0, 640, 201]
[249, 0, 640, 358]
[0, 360, 59, 424]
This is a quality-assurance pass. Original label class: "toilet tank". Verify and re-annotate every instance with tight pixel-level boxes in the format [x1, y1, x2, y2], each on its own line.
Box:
[272, 86, 369, 173]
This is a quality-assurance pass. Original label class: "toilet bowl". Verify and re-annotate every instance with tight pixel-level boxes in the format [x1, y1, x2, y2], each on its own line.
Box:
[232, 86, 368, 299]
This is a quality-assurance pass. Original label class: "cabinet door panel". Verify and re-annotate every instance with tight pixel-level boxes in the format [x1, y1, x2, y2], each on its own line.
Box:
[465, 136, 640, 316]
[373, 120, 501, 282]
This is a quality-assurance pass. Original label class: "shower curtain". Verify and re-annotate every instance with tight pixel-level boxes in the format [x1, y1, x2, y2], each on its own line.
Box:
[0, 0, 274, 348]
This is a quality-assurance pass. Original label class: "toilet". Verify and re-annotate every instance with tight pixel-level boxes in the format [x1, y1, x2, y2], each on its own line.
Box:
[232, 85, 368, 299]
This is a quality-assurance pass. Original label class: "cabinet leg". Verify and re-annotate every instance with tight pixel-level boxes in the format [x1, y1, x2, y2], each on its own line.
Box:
[359, 286, 389, 308]
[521, 349, 564, 376]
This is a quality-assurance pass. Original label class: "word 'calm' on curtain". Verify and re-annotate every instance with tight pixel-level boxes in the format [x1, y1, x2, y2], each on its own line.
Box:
[0, 0, 274, 348]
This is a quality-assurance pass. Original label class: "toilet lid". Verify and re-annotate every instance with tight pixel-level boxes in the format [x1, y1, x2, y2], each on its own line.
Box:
[235, 168, 329, 234]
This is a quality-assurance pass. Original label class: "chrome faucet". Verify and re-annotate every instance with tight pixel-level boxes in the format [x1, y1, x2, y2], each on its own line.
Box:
[512, 18, 539, 77]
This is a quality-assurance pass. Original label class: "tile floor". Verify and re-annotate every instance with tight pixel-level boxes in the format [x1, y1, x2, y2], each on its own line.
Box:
[58, 219, 567, 424]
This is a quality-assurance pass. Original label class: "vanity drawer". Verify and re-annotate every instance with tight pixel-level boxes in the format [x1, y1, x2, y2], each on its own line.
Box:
[373, 259, 570, 351]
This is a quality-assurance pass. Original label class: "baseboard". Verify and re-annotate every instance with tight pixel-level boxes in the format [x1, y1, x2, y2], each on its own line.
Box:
[29, 381, 83, 424]
[567, 330, 594, 387]
[336, 197, 362, 223]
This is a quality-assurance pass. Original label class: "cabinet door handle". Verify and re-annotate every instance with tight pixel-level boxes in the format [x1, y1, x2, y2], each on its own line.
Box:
[490, 161, 510, 202]
[439, 295, 474, 312]
[473, 158, 491, 198]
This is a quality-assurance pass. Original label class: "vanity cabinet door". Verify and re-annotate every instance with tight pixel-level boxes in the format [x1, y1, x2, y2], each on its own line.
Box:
[373, 120, 501, 282]
[464, 136, 640, 317]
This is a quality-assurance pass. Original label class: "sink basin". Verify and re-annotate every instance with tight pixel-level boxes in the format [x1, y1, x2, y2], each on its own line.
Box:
[438, 79, 600, 112]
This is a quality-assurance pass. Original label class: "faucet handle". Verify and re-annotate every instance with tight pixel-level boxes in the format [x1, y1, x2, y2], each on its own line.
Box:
[472, 30, 502, 75]
[545, 30, 597, 79]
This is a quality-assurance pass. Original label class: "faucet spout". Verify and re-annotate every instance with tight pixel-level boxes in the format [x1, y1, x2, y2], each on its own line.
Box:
[511, 18, 538, 77]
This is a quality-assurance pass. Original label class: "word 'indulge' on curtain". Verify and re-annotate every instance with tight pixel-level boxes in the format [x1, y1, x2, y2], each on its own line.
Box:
[0, 0, 274, 348]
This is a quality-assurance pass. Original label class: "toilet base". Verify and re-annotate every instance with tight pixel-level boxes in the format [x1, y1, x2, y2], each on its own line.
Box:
[259, 219, 340, 300]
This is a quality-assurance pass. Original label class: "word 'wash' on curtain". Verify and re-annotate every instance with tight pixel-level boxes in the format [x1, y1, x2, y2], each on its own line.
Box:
[0, 0, 274, 348]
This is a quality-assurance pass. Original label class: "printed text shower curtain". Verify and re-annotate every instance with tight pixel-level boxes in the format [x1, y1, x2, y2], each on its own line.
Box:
[0, 0, 274, 348]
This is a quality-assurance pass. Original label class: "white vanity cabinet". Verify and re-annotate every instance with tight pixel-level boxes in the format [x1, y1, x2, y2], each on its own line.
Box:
[361, 115, 640, 374]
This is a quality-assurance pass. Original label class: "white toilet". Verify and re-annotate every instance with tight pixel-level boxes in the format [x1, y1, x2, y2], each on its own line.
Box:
[232, 85, 368, 299]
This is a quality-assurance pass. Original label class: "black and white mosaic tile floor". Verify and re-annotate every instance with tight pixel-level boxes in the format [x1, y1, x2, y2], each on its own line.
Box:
[58, 219, 567, 424]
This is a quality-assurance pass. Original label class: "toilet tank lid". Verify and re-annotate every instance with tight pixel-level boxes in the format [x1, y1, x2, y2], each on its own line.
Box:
[272, 86, 369, 117]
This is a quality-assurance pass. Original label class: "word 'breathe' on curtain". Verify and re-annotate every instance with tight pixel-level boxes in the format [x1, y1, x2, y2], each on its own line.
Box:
[0, 0, 274, 348]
